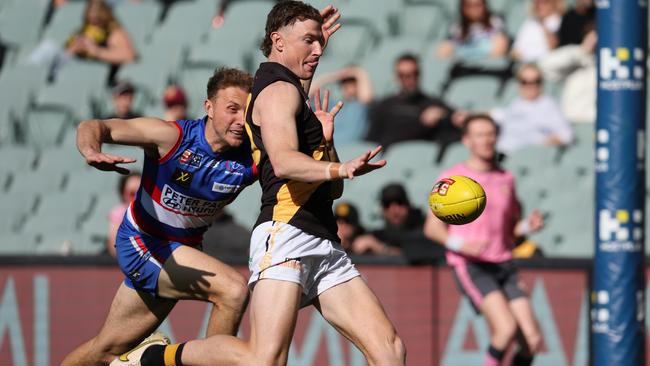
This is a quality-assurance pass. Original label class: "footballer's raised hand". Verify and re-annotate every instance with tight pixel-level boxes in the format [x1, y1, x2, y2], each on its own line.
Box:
[340, 145, 386, 179]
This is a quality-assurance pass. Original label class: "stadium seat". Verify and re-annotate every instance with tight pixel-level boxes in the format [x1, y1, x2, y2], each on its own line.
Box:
[80, 193, 120, 240]
[65, 168, 120, 196]
[572, 124, 594, 146]
[0, 145, 39, 174]
[338, 0, 399, 36]
[383, 141, 440, 177]
[150, 1, 213, 45]
[361, 37, 429, 97]
[505, 0, 528, 36]
[8, 170, 66, 195]
[114, 1, 162, 50]
[0, 233, 38, 255]
[205, 0, 274, 52]
[531, 187, 594, 257]
[35, 231, 103, 255]
[324, 21, 377, 64]
[501, 145, 561, 180]
[34, 61, 110, 119]
[0, 0, 49, 47]
[41, 1, 86, 44]
[0, 65, 48, 123]
[439, 142, 470, 168]
[35, 144, 85, 174]
[406, 168, 443, 213]
[185, 40, 247, 72]
[420, 43, 455, 96]
[22, 191, 92, 234]
[0, 105, 15, 144]
[498, 78, 519, 104]
[339, 169, 395, 230]
[397, 3, 447, 40]
[557, 143, 595, 182]
[179, 68, 219, 118]
[335, 141, 379, 161]
[0, 192, 38, 234]
[117, 41, 184, 99]
[23, 110, 71, 147]
[102, 144, 142, 159]
[226, 183, 262, 230]
[444, 76, 501, 110]
[384, 141, 440, 178]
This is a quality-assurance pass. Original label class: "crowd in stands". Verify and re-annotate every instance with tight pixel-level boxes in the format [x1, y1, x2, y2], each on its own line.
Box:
[0, 0, 600, 260]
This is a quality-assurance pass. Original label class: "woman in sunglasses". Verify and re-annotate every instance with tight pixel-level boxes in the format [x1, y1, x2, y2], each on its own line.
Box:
[491, 63, 573, 154]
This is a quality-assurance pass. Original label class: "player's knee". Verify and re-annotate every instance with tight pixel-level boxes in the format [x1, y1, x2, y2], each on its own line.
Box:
[393, 334, 407, 363]
[368, 331, 406, 365]
[210, 273, 249, 311]
[492, 318, 517, 346]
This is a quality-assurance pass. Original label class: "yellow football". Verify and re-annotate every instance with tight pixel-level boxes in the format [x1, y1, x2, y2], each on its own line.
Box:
[428, 175, 487, 225]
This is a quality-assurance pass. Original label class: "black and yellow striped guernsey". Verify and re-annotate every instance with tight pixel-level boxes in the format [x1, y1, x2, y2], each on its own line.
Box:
[245, 62, 339, 242]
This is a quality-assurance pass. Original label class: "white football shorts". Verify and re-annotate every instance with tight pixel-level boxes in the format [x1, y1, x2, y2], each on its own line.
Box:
[248, 221, 360, 307]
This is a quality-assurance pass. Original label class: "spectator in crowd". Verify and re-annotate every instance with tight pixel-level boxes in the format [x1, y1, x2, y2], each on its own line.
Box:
[107, 171, 141, 257]
[557, 0, 594, 47]
[202, 211, 251, 258]
[437, 0, 509, 60]
[511, 0, 564, 62]
[334, 202, 400, 256]
[309, 65, 373, 145]
[65, 0, 136, 63]
[55, 0, 136, 84]
[369, 183, 443, 263]
[491, 63, 572, 153]
[162, 84, 189, 121]
[424, 114, 544, 366]
[103, 81, 141, 119]
[367, 54, 463, 150]
[538, 0, 596, 123]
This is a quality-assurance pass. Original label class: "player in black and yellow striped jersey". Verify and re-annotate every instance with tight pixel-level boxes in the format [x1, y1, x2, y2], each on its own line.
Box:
[134, 2, 406, 365]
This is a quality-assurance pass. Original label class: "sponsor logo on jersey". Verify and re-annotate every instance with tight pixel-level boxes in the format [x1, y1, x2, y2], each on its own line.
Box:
[212, 182, 241, 194]
[172, 169, 193, 188]
[160, 185, 223, 215]
[179, 149, 203, 167]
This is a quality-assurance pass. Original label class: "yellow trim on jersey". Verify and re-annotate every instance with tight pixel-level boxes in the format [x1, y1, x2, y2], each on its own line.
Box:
[271, 140, 330, 223]
[244, 93, 262, 166]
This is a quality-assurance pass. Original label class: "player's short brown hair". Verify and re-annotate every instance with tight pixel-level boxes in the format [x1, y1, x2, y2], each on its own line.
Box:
[206, 67, 253, 100]
[462, 113, 499, 136]
[260, 1, 323, 57]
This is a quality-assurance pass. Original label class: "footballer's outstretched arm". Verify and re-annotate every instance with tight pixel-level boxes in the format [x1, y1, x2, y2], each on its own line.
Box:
[255, 81, 386, 182]
[77, 117, 180, 174]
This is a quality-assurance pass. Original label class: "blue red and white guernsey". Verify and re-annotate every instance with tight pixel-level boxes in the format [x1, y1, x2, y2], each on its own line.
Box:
[115, 116, 257, 295]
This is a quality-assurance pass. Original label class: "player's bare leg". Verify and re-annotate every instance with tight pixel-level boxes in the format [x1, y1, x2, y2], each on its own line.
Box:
[509, 297, 542, 365]
[314, 277, 405, 366]
[480, 291, 518, 366]
[158, 279, 301, 366]
[61, 283, 176, 366]
[157, 245, 249, 336]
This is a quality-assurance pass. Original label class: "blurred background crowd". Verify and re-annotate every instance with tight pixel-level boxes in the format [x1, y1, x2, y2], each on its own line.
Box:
[0, 0, 616, 262]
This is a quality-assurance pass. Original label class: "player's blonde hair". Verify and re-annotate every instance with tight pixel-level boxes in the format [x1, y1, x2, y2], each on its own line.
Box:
[206, 67, 253, 100]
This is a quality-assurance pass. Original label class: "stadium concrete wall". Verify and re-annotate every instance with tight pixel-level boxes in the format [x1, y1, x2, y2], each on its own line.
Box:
[0, 260, 618, 366]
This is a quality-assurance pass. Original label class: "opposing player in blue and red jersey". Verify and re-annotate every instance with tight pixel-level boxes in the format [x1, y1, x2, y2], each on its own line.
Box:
[62, 68, 257, 366]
